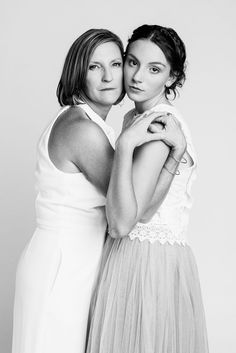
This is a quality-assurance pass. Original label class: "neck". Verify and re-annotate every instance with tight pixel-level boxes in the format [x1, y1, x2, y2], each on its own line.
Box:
[135, 94, 169, 114]
[84, 99, 112, 120]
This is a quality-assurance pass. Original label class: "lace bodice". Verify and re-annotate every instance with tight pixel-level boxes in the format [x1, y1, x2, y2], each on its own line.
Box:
[127, 104, 197, 245]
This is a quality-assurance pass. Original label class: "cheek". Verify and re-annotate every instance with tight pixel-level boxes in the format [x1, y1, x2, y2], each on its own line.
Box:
[115, 69, 123, 82]
[87, 76, 100, 93]
[147, 76, 167, 92]
[124, 64, 132, 81]
[85, 78, 97, 99]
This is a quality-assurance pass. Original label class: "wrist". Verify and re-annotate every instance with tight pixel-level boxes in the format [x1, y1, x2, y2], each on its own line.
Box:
[164, 154, 180, 176]
[171, 145, 186, 160]
[116, 134, 136, 151]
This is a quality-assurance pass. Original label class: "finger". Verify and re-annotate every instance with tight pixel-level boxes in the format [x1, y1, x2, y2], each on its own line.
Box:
[157, 113, 180, 127]
[153, 115, 169, 124]
[132, 113, 158, 129]
[144, 112, 168, 126]
[148, 123, 164, 133]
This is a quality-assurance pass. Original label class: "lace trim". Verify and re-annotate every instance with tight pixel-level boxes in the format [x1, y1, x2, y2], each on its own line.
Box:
[128, 223, 187, 246]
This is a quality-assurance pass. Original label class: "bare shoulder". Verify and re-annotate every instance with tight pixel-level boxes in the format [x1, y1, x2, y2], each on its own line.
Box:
[49, 106, 109, 152]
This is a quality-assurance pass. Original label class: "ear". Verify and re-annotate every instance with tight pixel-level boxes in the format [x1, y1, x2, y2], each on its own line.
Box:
[165, 74, 176, 88]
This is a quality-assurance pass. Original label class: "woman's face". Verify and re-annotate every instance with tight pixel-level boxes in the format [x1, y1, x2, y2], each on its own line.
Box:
[85, 42, 123, 108]
[124, 39, 173, 111]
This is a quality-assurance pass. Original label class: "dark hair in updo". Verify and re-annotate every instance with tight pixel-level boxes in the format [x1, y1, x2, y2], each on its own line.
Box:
[125, 24, 186, 99]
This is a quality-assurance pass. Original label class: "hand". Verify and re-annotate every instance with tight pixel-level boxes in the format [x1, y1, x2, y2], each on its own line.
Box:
[118, 111, 171, 148]
[148, 113, 187, 157]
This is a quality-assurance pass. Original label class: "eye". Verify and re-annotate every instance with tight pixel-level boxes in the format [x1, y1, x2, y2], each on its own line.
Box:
[88, 64, 100, 71]
[149, 66, 161, 74]
[128, 59, 138, 67]
[112, 62, 122, 68]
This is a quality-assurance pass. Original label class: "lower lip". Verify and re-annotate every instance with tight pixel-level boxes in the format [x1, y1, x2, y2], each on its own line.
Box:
[129, 86, 143, 93]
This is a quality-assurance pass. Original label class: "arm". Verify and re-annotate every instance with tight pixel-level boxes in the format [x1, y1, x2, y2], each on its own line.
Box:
[48, 107, 114, 196]
[106, 113, 170, 238]
[140, 150, 183, 222]
[106, 112, 187, 237]
[69, 119, 114, 195]
[141, 114, 187, 220]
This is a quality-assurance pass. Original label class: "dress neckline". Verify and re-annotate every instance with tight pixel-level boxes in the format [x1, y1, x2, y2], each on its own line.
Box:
[77, 103, 116, 148]
[77, 103, 112, 130]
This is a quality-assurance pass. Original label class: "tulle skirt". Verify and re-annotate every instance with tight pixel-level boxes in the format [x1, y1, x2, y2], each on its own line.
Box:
[86, 236, 209, 353]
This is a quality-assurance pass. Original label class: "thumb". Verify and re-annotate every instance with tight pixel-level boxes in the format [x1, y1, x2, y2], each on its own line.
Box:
[148, 123, 164, 133]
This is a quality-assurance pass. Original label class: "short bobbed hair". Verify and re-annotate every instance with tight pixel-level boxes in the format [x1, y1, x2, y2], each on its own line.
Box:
[125, 25, 186, 99]
[57, 29, 125, 106]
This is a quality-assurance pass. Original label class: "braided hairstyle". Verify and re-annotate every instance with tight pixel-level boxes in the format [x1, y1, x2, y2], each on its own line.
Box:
[125, 25, 186, 99]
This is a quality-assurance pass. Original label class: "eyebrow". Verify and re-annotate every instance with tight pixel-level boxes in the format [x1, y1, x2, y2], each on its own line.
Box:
[89, 58, 122, 64]
[127, 53, 166, 67]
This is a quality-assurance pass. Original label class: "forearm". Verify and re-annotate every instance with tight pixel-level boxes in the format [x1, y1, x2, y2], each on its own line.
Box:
[141, 149, 184, 221]
[106, 137, 138, 238]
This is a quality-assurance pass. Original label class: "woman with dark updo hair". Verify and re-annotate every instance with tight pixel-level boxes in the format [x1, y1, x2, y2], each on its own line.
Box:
[86, 25, 209, 353]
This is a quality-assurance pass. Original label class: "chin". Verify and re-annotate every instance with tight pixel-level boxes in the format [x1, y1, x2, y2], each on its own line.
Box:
[126, 91, 144, 102]
[102, 94, 121, 105]
[100, 98, 118, 106]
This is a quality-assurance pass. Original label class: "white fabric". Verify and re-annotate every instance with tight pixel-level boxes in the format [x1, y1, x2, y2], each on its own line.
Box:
[12, 103, 115, 353]
[128, 104, 197, 245]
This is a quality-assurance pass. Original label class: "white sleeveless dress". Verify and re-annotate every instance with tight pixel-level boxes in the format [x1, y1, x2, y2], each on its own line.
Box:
[12, 103, 115, 353]
[86, 104, 209, 353]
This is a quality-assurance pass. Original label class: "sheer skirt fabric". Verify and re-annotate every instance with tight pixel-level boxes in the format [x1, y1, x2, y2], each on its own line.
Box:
[86, 236, 209, 353]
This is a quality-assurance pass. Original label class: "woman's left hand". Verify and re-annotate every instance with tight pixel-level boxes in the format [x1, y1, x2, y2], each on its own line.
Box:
[118, 111, 172, 149]
[148, 113, 187, 157]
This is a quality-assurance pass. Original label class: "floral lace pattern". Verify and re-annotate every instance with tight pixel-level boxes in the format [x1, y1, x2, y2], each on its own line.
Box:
[128, 222, 187, 246]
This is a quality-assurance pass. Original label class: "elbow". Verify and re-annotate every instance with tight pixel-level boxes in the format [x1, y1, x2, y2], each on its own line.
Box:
[108, 222, 133, 239]
[106, 206, 136, 239]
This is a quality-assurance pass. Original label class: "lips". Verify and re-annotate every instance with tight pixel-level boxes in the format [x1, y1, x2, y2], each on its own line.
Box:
[100, 88, 116, 91]
[129, 85, 144, 92]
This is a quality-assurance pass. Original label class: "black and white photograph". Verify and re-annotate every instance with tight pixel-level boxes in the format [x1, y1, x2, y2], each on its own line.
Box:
[1, 0, 235, 352]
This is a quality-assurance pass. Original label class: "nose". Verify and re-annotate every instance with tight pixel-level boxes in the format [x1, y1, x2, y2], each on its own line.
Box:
[132, 67, 143, 83]
[102, 67, 113, 82]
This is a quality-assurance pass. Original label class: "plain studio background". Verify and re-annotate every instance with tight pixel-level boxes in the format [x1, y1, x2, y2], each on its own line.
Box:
[1, 0, 235, 352]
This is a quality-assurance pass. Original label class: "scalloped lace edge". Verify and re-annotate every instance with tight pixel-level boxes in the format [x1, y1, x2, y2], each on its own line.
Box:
[128, 223, 187, 246]
[128, 233, 187, 246]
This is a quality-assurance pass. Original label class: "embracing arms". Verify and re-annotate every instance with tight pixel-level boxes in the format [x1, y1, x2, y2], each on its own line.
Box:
[48, 106, 186, 237]
[106, 112, 186, 238]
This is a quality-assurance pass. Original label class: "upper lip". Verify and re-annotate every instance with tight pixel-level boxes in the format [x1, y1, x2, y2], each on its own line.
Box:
[129, 85, 144, 91]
